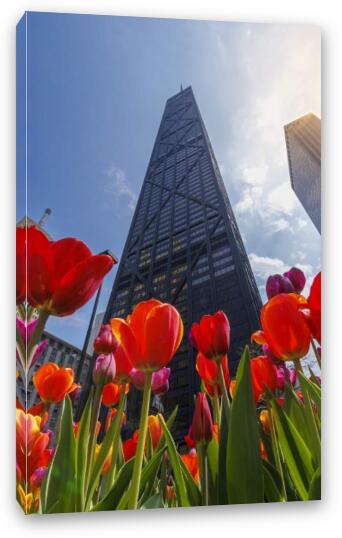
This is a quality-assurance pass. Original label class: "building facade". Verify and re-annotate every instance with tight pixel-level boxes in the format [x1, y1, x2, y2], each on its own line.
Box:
[103, 87, 262, 438]
[284, 113, 321, 233]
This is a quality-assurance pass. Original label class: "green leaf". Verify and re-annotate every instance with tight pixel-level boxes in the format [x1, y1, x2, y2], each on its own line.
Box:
[207, 437, 218, 505]
[308, 467, 321, 500]
[158, 414, 190, 507]
[117, 446, 165, 510]
[141, 492, 165, 509]
[297, 372, 321, 419]
[283, 383, 312, 452]
[75, 386, 93, 511]
[217, 403, 229, 504]
[41, 396, 76, 513]
[269, 396, 315, 501]
[91, 458, 135, 511]
[227, 346, 264, 504]
[85, 393, 126, 509]
[263, 461, 283, 502]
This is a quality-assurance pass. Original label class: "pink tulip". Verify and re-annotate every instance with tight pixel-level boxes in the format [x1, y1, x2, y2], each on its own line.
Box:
[130, 367, 171, 395]
[92, 354, 116, 385]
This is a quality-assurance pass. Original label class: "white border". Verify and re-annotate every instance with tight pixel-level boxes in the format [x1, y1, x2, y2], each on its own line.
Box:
[2, 0, 341, 535]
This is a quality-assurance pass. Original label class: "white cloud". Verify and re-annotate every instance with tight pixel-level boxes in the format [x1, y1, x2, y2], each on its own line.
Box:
[248, 253, 313, 295]
[241, 163, 269, 186]
[104, 165, 137, 212]
[267, 182, 297, 215]
[248, 253, 287, 279]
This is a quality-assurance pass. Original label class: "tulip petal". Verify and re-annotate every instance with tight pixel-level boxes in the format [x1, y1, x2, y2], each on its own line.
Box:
[51, 254, 114, 316]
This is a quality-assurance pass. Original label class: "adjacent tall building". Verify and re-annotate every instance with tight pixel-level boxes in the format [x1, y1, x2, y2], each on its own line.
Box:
[284, 113, 321, 233]
[103, 87, 262, 438]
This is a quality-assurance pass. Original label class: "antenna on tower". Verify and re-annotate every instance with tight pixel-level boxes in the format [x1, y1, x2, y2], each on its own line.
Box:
[180, 84, 183, 92]
[38, 208, 52, 228]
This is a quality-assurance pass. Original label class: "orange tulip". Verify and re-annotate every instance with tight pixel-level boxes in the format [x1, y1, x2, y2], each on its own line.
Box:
[105, 407, 126, 432]
[252, 293, 311, 361]
[190, 311, 230, 360]
[181, 449, 199, 482]
[259, 409, 271, 434]
[229, 379, 236, 398]
[196, 352, 230, 393]
[33, 362, 78, 403]
[102, 382, 123, 407]
[260, 439, 268, 461]
[250, 355, 277, 403]
[212, 423, 219, 443]
[111, 299, 183, 373]
[147, 415, 163, 449]
[16, 410, 50, 481]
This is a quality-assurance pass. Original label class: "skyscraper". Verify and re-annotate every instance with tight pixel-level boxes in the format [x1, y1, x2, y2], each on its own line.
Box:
[284, 113, 321, 233]
[103, 87, 262, 438]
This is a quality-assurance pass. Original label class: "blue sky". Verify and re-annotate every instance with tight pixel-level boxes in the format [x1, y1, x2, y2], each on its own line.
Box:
[17, 12, 321, 348]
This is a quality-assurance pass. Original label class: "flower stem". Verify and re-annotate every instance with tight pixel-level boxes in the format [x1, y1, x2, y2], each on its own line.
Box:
[310, 337, 321, 369]
[128, 371, 152, 510]
[217, 361, 230, 423]
[267, 403, 287, 501]
[85, 383, 102, 495]
[102, 385, 127, 496]
[212, 384, 221, 426]
[294, 359, 321, 465]
[197, 443, 209, 506]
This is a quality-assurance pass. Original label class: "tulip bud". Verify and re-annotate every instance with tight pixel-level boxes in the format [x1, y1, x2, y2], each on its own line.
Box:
[30, 467, 47, 491]
[130, 368, 146, 391]
[191, 393, 213, 444]
[92, 354, 116, 385]
[266, 274, 295, 299]
[283, 267, 306, 294]
[131, 367, 171, 396]
[68, 385, 81, 401]
[94, 324, 118, 355]
[151, 367, 171, 395]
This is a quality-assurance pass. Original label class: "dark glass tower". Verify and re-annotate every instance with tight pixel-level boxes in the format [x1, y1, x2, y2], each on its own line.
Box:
[103, 87, 262, 438]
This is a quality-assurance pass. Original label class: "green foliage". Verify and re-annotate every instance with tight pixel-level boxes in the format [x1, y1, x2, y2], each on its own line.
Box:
[227, 346, 264, 504]
[40, 396, 76, 513]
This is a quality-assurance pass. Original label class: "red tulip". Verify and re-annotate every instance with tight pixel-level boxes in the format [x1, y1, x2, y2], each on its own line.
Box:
[190, 311, 230, 360]
[196, 352, 230, 392]
[191, 393, 213, 444]
[252, 293, 311, 361]
[123, 432, 139, 461]
[94, 324, 119, 354]
[33, 362, 78, 403]
[305, 272, 321, 344]
[250, 355, 278, 403]
[16, 225, 115, 315]
[184, 426, 196, 449]
[111, 299, 183, 373]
